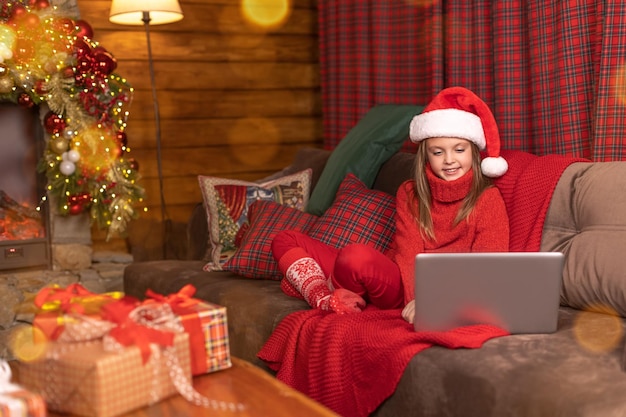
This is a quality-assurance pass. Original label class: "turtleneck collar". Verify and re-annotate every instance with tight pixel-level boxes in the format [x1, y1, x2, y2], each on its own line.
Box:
[426, 165, 473, 203]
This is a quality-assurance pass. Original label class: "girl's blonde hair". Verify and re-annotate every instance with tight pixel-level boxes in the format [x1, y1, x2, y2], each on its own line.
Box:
[409, 140, 492, 241]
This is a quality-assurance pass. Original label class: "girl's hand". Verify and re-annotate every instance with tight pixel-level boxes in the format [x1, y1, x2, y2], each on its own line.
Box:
[402, 300, 415, 324]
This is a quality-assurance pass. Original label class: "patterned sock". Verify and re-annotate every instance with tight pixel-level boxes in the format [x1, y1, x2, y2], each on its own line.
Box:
[279, 248, 331, 310]
[280, 279, 304, 300]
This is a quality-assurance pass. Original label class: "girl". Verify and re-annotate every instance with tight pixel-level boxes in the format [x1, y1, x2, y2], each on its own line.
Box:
[271, 87, 510, 320]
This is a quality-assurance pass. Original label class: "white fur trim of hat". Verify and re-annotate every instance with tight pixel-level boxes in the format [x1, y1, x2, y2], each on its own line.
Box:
[409, 86, 508, 178]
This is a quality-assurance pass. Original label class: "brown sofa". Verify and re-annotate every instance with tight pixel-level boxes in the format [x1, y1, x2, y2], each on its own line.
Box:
[124, 147, 626, 417]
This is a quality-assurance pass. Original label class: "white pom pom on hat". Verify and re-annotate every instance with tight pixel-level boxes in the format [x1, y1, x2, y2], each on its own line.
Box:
[409, 86, 508, 178]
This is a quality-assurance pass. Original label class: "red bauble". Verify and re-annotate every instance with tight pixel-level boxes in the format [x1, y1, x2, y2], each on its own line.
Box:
[68, 192, 90, 215]
[44, 111, 67, 135]
[129, 158, 139, 171]
[17, 93, 34, 108]
[116, 131, 128, 147]
[76, 55, 95, 76]
[34, 79, 46, 95]
[14, 11, 40, 29]
[92, 49, 117, 75]
[31, 0, 50, 9]
[56, 18, 75, 34]
[75, 19, 94, 39]
[68, 201, 84, 215]
[9, 4, 26, 22]
[73, 38, 92, 59]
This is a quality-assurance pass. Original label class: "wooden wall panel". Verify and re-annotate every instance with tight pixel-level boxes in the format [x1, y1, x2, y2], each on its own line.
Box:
[77, 0, 322, 257]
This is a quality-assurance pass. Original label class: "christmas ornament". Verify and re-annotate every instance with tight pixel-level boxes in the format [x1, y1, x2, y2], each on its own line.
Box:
[63, 129, 76, 140]
[92, 48, 116, 75]
[44, 111, 66, 135]
[68, 200, 84, 215]
[30, 0, 50, 10]
[74, 19, 93, 40]
[129, 159, 139, 171]
[49, 136, 68, 154]
[59, 160, 75, 175]
[116, 131, 128, 147]
[17, 92, 33, 108]
[0, 75, 12, 93]
[9, 4, 27, 22]
[65, 149, 80, 163]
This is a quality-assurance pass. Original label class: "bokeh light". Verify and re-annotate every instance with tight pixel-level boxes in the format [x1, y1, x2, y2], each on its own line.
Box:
[241, 0, 290, 29]
[573, 304, 623, 353]
[9, 325, 47, 362]
[228, 117, 280, 167]
[614, 63, 626, 107]
[72, 124, 120, 176]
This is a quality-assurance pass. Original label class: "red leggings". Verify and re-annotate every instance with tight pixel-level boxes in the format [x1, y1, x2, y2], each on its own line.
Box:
[271, 230, 404, 309]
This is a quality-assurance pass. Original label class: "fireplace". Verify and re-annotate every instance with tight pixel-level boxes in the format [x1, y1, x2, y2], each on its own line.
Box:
[0, 104, 51, 271]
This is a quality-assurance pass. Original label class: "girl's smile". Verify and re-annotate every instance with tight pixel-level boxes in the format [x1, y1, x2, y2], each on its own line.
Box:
[425, 137, 473, 181]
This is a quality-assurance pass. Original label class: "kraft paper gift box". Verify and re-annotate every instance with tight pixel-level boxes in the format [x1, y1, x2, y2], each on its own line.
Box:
[0, 361, 46, 417]
[179, 301, 232, 375]
[145, 285, 232, 375]
[17, 332, 191, 417]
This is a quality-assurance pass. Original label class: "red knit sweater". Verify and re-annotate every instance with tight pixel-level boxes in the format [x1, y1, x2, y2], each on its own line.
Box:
[390, 168, 510, 304]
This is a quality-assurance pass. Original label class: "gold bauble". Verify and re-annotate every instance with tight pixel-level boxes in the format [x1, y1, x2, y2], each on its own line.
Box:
[0, 76, 13, 93]
[0, 63, 8, 77]
[49, 136, 69, 155]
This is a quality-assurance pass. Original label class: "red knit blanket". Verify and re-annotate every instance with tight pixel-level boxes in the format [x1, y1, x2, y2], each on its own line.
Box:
[258, 150, 588, 417]
[494, 150, 588, 251]
[259, 308, 507, 417]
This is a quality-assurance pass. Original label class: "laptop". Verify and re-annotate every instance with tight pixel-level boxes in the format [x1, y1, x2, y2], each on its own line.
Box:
[413, 252, 564, 334]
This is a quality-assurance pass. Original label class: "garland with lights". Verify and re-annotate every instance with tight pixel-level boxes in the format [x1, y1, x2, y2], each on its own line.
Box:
[0, 0, 143, 240]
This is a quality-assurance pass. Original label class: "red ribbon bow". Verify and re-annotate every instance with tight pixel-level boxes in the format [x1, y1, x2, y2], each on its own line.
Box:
[33, 284, 125, 341]
[144, 284, 209, 374]
[145, 284, 200, 314]
[102, 299, 178, 364]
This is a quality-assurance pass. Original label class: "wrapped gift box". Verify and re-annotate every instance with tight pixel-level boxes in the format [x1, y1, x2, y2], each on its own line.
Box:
[178, 301, 232, 375]
[0, 388, 47, 417]
[0, 361, 46, 417]
[17, 333, 191, 417]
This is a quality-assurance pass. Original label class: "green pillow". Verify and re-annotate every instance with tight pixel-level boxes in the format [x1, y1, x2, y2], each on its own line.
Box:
[306, 104, 425, 215]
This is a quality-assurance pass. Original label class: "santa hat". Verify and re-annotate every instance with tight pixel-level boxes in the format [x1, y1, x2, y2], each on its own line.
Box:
[409, 86, 508, 178]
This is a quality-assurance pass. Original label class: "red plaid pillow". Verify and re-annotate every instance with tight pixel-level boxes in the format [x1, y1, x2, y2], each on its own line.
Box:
[308, 173, 396, 251]
[222, 200, 318, 279]
[223, 173, 396, 280]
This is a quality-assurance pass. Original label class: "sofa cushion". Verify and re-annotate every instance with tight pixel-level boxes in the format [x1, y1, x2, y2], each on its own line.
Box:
[198, 169, 312, 270]
[222, 173, 396, 280]
[542, 161, 626, 317]
[306, 104, 424, 215]
[307, 173, 396, 251]
[221, 200, 318, 279]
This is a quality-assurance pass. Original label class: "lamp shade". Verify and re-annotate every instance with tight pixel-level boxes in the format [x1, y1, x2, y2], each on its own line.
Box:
[109, 0, 183, 25]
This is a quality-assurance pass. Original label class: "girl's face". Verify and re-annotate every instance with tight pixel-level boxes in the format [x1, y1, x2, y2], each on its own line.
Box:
[425, 137, 474, 181]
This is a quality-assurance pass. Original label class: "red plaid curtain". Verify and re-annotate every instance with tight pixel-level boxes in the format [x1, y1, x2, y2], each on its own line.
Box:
[319, 0, 626, 161]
